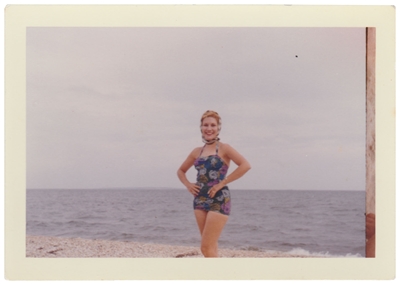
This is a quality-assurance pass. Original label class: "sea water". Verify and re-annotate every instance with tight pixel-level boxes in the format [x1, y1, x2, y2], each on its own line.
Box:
[26, 188, 365, 257]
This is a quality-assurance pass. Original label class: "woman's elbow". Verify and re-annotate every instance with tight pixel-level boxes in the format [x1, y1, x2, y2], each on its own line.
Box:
[243, 161, 251, 172]
[246, 162, 252, 172]
[177, 168, 185, 177]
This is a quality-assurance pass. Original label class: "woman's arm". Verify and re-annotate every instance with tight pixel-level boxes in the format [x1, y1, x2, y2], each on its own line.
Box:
[177, 149, 200, 196]
[222, 143, 251, 185]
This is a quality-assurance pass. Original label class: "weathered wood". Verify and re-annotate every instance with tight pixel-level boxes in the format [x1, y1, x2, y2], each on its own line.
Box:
[366, 27, 375, 215]
[365, 27, 375, 257]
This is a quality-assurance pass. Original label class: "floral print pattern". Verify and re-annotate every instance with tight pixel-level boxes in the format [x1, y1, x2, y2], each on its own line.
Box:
[193, 143, 231, 215]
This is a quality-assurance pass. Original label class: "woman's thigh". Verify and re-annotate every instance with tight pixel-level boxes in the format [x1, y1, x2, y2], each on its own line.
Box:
[194, 209, 208, 235]
[201, 211, 229, 246]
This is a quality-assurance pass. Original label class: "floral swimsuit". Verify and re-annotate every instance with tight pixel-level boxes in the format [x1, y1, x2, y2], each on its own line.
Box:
[193, 142, 231, 215]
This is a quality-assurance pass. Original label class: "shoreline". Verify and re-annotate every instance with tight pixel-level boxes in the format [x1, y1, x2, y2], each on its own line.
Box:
[26, 235, 322, 258]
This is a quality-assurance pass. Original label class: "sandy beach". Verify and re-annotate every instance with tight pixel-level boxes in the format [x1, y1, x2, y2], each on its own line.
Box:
[26, 235, 321, 258]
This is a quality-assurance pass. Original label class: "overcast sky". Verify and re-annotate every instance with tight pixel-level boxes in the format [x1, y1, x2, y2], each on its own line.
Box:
[27, 27, 366, 190]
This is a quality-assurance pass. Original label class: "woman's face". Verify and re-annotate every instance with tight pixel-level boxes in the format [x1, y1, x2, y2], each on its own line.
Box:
[201, 117, 219, 141]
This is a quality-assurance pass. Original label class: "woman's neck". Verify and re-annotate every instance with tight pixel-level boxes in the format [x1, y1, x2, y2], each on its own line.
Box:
[203, 137, 219, 145]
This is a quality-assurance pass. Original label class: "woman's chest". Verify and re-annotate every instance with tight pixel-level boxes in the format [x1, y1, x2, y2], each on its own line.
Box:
[194, 155, 229, 171]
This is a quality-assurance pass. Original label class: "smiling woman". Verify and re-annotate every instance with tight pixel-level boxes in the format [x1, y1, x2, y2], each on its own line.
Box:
[177, 110, 251, 257]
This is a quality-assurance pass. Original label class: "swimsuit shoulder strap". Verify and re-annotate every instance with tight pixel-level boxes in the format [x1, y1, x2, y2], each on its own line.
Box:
[198, 144, 207, 157]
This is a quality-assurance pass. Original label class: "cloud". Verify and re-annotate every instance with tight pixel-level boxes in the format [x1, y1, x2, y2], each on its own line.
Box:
[27, 27, 366, 190]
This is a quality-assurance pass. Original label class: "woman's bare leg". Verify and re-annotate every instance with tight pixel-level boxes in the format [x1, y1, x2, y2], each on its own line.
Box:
[200, 211, 228, 257]
[194, 209, 208, 235]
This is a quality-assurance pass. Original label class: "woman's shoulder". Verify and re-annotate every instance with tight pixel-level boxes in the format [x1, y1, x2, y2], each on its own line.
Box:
[219, 142, 240, 158]
[219, 142, 233, 151]
[190, 146, 203, 157]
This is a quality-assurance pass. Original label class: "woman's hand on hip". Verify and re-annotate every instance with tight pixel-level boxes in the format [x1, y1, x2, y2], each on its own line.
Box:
[186, 183, 200, 196]
[208, 182, 225, 198]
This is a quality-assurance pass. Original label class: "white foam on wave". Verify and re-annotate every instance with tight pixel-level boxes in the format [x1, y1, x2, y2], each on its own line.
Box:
[286, 247, 363, 258]
[239, 246, 363, 258]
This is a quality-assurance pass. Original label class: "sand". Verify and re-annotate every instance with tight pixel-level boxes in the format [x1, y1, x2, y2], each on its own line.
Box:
[26, 235, 322, 258]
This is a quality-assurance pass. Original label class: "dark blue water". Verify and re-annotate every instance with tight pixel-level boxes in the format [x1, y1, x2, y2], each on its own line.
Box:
[26, 189, 365, 257]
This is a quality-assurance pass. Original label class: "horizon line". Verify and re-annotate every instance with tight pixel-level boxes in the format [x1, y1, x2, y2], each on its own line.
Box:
[26, 187, 365, 191]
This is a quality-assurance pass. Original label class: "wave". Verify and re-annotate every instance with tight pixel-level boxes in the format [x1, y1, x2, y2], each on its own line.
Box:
[238, 246, 362, 258]
[285, 247, 362, 258]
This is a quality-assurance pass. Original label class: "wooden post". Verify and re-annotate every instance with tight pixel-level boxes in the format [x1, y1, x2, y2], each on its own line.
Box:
[365, 27, 375, 258]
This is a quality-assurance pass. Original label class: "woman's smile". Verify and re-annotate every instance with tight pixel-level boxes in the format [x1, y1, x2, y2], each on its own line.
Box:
[204, 131, 216, 137]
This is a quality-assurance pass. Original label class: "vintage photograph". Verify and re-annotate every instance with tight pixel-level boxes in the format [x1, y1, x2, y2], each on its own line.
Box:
[26, 27, 368, 258]
[4, 4, 396, 281]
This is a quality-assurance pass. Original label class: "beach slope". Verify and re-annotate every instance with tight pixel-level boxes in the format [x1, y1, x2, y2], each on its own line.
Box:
[26, 235, 321, 258]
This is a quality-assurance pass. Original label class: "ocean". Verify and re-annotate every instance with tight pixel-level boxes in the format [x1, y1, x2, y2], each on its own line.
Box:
[26, 188, 365, 257]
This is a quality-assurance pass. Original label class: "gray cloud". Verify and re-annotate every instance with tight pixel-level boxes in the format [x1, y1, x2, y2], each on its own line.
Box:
[27, 27, 366, 190]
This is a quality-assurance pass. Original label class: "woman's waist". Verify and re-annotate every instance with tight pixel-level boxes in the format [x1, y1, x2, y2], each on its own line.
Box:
[196, 183, 229, 194]
[195, 180, 227, 188]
